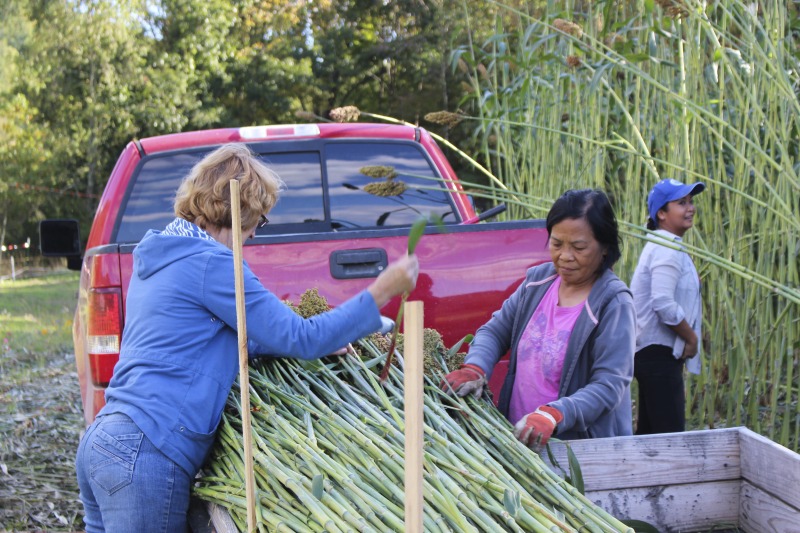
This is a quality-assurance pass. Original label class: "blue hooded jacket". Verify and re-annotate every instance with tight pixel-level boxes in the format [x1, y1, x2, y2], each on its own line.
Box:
[100, 222, 382, 476]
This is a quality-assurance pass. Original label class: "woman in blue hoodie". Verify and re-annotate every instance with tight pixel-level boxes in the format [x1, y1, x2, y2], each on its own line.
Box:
[75, 143, 419, 533]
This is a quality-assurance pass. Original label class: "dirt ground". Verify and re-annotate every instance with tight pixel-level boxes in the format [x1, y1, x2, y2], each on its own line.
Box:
[0, 351, 85, 532]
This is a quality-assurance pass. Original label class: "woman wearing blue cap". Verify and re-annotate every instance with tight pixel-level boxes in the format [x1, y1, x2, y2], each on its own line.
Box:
[630, 178, 705, 434]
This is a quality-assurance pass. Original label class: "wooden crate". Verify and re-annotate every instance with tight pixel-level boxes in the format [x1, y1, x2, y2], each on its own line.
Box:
[202, 426, 799, 532]
[545, 427, 800, 533]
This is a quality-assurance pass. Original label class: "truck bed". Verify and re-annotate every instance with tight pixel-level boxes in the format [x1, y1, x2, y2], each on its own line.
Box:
[546, 427, 800, 532]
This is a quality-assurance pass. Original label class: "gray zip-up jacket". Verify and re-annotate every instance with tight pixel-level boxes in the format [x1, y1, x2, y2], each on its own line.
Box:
[466, 262, 635, 440]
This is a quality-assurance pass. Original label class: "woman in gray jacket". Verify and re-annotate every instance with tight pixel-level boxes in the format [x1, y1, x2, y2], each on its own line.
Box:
[442, 189, 635, 451]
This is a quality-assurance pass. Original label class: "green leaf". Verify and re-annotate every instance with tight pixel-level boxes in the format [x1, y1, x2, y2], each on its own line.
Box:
[304, 412, 315, 442]
[545, 439, 583, 493]
[566, 444, 585, 495]
[407, 217, 428, 254]
[381, 214, 446, 381]
[407, 214, 445, 255]
[622, 52, 652, 63]
[447, 334, 474, 359]
[502, 488, 520, 517]
[311, 474, 324, 499]
[588, 62, 614, 94]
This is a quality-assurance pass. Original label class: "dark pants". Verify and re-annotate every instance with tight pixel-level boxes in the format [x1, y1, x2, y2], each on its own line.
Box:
[634, 344, 685, 434]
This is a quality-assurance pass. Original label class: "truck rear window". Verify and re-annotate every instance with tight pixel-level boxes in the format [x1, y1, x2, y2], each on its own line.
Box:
[115, 141, 454, 243]
[326, 143, 454, 230]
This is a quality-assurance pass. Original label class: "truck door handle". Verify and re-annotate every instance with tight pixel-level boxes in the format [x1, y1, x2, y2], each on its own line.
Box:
[330, 248, 388, 279]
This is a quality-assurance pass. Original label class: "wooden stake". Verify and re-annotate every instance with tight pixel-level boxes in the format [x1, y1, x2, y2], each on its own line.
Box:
[230, 180, 257, 533]
[403, 300, 424, 533]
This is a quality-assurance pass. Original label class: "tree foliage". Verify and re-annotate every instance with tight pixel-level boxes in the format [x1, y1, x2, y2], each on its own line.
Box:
[0, 0, 485, 247]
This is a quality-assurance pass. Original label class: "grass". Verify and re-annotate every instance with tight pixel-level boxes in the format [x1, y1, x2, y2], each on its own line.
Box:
[0, 271, 78, 365]
[0, 270, 84, 532]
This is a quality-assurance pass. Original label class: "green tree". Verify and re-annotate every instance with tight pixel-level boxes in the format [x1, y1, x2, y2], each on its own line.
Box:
[0, 1, 52, 255]
[304, 0, 455, 122]
[204, 0, 318, 125]
[18, 1, 145, 205]
[141, 0, 463, 126]
[0, 95, 53, 257]
[0, 0, 512, 250]
[8, 0, 199, 244]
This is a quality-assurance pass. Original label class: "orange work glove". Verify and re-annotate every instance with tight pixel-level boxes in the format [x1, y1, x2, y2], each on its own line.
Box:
[513, 405, 564, 451]
[440, 364, 486, 398]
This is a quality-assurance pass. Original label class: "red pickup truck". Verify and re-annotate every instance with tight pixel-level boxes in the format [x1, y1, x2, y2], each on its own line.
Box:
[40, 122, 550, 426]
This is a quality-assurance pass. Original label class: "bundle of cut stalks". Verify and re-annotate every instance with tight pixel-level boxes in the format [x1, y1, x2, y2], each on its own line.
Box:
[194, 339, 632, 532]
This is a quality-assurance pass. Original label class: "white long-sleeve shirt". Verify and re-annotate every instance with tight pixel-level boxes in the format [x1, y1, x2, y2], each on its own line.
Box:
[630, 229, 703, 374]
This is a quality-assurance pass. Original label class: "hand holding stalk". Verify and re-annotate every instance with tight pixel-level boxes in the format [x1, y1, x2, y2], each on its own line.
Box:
[366, 254, 419, 308]
[378, 217, 429, 382]
[441, 364, 486, 398]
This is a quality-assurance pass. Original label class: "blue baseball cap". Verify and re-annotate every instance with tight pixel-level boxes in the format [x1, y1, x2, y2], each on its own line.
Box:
[647, 178, 705, 223]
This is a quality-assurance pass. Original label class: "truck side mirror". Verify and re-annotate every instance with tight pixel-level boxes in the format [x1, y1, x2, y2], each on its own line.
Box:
[39, 219, 82, 271]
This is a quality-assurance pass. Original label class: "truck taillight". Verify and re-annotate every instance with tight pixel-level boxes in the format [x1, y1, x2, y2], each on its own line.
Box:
[87, 288, 122, 387]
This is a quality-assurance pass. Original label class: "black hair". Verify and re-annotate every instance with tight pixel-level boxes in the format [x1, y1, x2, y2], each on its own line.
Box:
[546, 189, 622, 271]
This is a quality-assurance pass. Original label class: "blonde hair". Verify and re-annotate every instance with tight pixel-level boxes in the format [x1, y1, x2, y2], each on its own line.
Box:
[174, 144, 283, 230]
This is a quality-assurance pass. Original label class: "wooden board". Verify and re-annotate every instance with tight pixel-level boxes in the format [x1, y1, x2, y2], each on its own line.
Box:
[403, 301, 424, 533]
[207, 502, 239, 533]
[739, 481, 800, 533]
[544, 427, 800, 532]
[584, 479, 740, 533]
[738, 427, 800, 511]
[546, 428, 741, 491]
[207, 426, 800, 532]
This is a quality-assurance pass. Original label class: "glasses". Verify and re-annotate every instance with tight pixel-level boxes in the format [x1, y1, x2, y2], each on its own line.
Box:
[258, 215, 269, 228]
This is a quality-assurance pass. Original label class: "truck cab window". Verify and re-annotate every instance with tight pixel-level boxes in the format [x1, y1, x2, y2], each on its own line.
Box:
[254, 152, 325, 232]
[325, 143, 454, 229]
[117, 151, 327, 242]
[116, 153, 204, 244]
[115, 141, 453, 244]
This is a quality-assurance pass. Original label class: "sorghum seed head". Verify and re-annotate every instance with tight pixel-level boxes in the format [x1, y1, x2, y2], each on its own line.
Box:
[655, 0, 689, 18]
[424, 111, 464, 128]
[329, 106, 361, 122]
[364, 181, 408, 197]
[360, 166, 398, 179]
[553, 18, 583, 38]
[286, 288, 332, 318]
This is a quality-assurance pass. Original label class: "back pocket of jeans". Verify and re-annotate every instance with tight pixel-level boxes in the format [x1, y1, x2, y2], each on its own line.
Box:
[90, 428, 143, 495]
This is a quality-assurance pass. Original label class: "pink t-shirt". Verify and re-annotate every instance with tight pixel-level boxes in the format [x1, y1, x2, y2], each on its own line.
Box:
[508, 277, 585, 425]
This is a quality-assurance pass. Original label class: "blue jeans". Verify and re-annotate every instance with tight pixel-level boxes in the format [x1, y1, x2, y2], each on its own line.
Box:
[76, 413, 191, 533]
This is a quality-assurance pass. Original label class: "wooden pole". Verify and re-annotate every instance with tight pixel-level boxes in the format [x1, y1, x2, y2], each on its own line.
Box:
[230, 180, 257, 532]
[403, 300, 424, 533]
